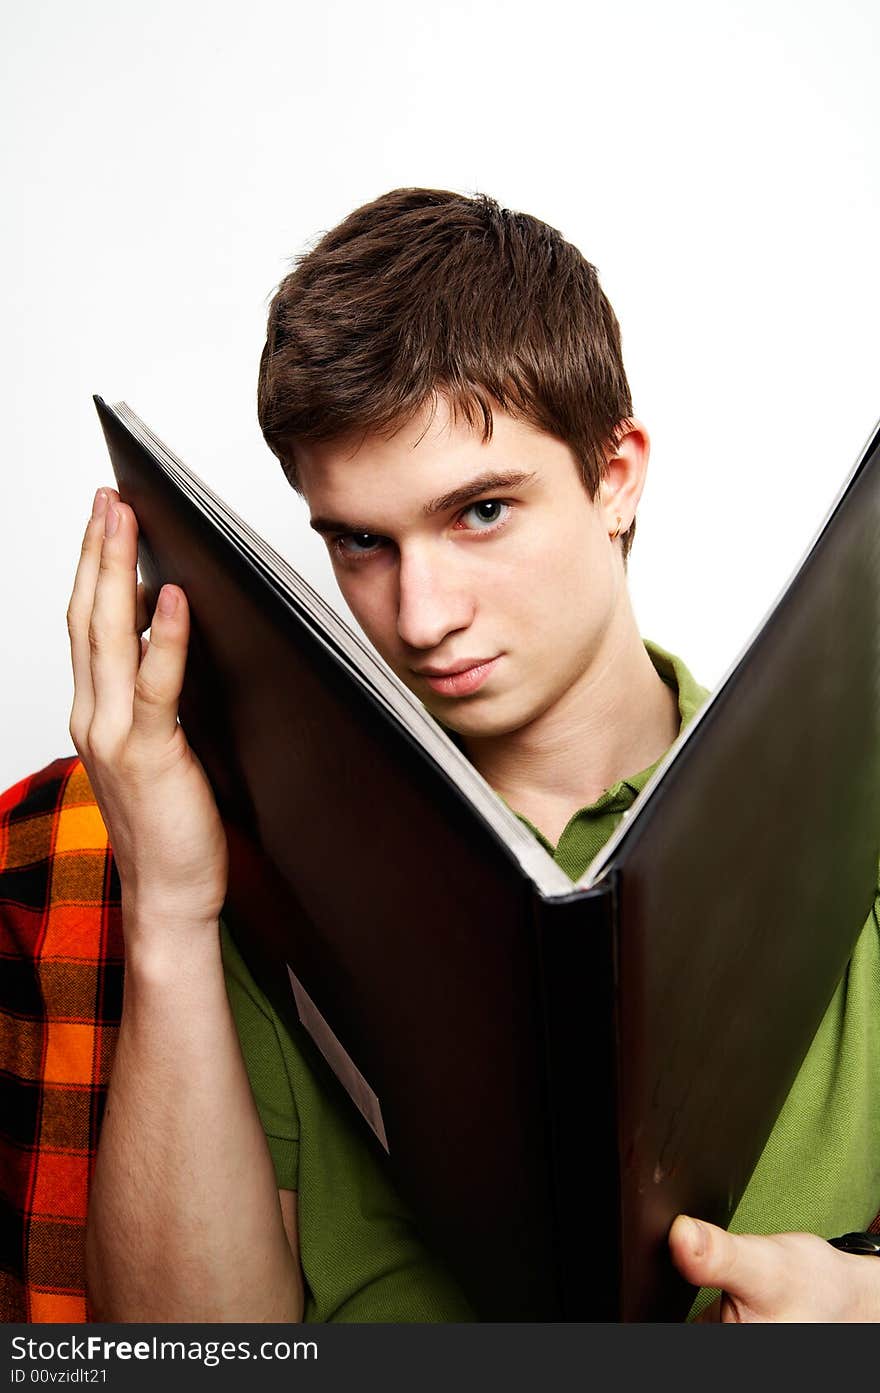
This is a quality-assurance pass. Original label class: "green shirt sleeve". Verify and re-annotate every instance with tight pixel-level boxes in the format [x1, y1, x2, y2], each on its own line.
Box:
[220, 919, 474, 1323]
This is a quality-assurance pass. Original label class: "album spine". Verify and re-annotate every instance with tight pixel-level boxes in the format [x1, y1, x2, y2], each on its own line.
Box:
[531, 872, 621, 1321]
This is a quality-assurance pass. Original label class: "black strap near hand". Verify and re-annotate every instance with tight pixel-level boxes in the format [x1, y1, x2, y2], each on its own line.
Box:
[827, 1231, 880, 1255]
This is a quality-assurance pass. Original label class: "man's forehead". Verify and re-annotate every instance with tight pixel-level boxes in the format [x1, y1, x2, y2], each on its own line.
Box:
[297, 399, 554, 516]
[299, 397, 486, 476]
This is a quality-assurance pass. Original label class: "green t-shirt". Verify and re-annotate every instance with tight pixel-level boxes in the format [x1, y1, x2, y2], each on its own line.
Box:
[223, 925, 473, 1323]
[223, 638, 880, 1321]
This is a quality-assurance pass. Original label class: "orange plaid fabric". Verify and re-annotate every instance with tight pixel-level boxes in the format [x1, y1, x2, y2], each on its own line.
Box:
[0, 757, 122, 1323]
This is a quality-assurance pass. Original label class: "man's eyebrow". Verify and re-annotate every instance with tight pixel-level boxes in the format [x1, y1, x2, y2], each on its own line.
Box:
[309, 470, 537, 536]
[422, 470, 537, 517]
[310, 514, 363, 536]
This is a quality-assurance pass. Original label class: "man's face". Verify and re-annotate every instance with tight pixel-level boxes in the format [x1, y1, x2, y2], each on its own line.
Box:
[296, 397, 623, 742]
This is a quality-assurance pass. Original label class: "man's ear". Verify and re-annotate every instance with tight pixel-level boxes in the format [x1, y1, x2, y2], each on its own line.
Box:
[598, 419, 650, 536]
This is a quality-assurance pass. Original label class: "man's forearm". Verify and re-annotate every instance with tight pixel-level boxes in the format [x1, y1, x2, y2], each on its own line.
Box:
[85, 917, 304, 1322]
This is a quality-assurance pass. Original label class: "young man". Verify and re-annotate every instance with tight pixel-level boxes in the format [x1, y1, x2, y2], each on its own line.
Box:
[66, 189, 880, 1321]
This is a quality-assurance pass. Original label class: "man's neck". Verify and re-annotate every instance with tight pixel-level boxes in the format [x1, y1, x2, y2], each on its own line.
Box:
[462, 604, 681, 847]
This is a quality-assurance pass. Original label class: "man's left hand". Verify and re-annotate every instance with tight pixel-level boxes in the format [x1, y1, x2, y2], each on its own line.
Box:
[669, 1215, 880, 1321]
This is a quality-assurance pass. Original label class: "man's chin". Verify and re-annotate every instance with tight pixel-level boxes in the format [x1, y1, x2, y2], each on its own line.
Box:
[423, 693, 534, 744]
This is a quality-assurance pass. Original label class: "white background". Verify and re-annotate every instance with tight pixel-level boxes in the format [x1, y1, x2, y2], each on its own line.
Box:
[2, 0, 878, 793]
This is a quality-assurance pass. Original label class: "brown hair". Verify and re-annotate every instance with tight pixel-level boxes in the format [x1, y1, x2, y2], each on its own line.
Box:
[258, 187, 636, 559]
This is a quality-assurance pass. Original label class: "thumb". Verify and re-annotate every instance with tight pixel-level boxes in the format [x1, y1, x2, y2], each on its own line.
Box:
[668, 1215, 787, 1309]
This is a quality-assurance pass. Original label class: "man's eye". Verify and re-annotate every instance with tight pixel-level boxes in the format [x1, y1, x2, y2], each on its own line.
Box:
[335, 532, 385, 558]
[458, 500, 511, 530]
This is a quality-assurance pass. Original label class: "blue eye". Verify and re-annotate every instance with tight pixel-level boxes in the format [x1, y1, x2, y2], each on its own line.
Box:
[336, 532, 384, 557]
[460, 500, 510, 530]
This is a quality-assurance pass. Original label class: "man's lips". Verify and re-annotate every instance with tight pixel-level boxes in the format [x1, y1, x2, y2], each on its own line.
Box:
[413, 657, 502, 697]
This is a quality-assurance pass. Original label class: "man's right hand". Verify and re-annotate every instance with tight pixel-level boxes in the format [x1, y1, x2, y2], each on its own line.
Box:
[72, 487, 304, 1321]
[67, 487, 228, 940]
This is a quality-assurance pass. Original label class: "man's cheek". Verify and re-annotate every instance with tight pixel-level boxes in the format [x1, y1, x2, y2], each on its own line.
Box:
[344, 598, 394, 660]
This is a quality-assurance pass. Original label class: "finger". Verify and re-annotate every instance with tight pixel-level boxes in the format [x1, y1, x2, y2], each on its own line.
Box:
[131, 585, 190, 743]
[67, 487, 116, 741]
[88, 498, 141, 742]
[668, 1216, 787, 1310]
[136, 581, 149, 636]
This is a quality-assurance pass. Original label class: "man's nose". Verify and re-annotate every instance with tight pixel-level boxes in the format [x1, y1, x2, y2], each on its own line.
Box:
[396, 545, 475, 651]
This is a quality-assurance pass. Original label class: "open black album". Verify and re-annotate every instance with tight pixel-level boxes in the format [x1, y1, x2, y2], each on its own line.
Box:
[95, 397, 880, 1321]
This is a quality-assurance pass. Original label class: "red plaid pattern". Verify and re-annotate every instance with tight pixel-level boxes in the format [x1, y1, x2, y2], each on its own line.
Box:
[0, 757, 122, 1322]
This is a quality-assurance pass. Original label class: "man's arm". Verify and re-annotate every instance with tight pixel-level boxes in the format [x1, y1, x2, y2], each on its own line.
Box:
[85, 921, 305, 1321]
[71, 486, 303, 1321]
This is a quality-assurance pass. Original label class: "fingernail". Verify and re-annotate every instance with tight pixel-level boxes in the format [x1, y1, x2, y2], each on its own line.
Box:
[92, 489, 108, 520]
[157, 586, 178, 617]
[679, 1216, 705, 1256]
[104, 503, 120, 538]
